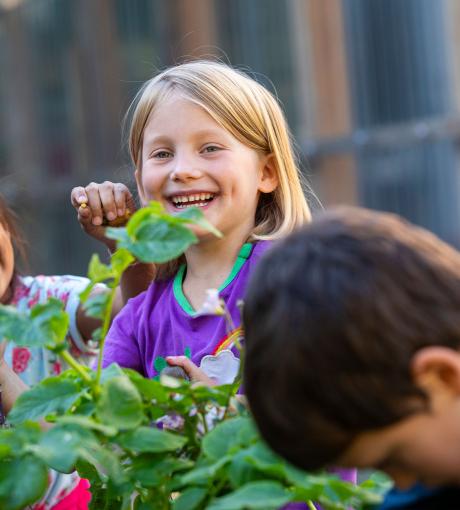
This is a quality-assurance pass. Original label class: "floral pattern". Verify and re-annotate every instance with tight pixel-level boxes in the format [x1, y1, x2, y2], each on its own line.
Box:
[4, 274, 102, 509]
[12, 347, 31, 373]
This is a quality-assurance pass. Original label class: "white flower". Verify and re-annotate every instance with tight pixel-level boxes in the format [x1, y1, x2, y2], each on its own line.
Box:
[194, 288, 225, 317]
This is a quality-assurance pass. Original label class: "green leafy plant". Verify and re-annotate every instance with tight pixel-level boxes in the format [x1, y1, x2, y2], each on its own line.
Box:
[0, 202, 391, 510]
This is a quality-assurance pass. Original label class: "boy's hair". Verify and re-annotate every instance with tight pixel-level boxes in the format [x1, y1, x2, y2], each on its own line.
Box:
[243, 206, 460, 471]
[127, 60, 311, 241]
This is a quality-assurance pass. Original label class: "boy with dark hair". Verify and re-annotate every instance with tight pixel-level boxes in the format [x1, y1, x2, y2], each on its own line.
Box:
[244, 206, 460, 508]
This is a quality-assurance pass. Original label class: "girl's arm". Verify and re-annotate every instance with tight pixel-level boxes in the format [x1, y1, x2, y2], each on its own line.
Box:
[0, 357, 28, 415]
[71, 182, 155, 339]
[76, 261, 155, 342]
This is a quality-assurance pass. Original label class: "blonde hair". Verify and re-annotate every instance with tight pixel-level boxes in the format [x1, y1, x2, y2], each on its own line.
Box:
[128, 61, 311, 241]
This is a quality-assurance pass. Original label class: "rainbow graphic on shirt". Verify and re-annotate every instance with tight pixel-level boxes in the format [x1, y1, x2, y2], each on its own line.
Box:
[212, 326, 243, 355]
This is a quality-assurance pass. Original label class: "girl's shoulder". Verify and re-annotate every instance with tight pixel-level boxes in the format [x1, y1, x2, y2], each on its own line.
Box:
[122, 276, 175, 316]
[247, 240, 273, 265]
[12, 274, 92, 310]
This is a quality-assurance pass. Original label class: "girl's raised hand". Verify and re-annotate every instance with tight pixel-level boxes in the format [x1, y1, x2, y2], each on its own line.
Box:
[71, 182, 136, 250]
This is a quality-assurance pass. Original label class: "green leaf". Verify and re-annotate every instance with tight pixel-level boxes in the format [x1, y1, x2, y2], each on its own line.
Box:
[203, 417, 253, 461]
[125, 201, 165, 237]
[96, 376, 143, 429]
[110, 248, 135, 278]
[117, 426, 187, 453]
[100, 363, 125, 383]
[228, 449, 264, 488]
[128, 456, 193, 487]
[172, 487, 207, 510]
[174, 206, 222, 238]
[0, 455, 48, 510]
[207, 481, 292, 510]
[0, 421, 42, 457]
[180, 456, 231, 486]
[88, 253, 114, 282]
[83, 291, 111, 319]
[32, 423, 97, 473]
[126, 370, 170, 403]
[124, 220, 197, 263]
[56, 415, 118, 436]
[9, 378, 83, 424]
[79, 441, 126, 484]
[0, 298, 68, 347]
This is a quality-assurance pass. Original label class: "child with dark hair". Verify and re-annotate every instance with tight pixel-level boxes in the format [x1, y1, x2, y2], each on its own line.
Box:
[244, 206, 460, 509]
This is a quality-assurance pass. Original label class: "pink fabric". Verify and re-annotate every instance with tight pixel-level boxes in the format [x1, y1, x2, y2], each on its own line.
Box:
[51, 479, 91, 510]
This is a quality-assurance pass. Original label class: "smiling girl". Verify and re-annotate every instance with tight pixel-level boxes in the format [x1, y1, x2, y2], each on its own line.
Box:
[73, 60, 311, 384]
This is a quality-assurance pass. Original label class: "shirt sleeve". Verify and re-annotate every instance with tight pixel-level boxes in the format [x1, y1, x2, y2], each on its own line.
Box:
[101, 297, 143, 374]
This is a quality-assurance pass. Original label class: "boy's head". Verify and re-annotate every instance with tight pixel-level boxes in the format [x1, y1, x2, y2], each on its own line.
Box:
[244, 206, 460, 489]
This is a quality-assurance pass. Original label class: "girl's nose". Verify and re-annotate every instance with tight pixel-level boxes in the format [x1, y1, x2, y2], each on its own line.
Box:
[169, 162, 202, 182]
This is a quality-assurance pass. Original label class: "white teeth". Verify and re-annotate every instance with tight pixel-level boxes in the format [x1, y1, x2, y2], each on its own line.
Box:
[171, 193, 215, 204]
[175, 201, 210, 209]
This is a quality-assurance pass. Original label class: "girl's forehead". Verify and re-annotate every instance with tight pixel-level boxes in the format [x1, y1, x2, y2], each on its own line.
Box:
[145, 95, 226, 135]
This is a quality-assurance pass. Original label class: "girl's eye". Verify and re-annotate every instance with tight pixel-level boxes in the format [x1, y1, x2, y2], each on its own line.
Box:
[153, 150, 172, 159]
[202, 145, 221, 153]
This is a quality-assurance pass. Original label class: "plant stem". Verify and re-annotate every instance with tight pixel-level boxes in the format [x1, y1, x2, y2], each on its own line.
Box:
[95, 286, 117, 389]
[60, 350, 93, 384]
[307, 501, 318, 510]
[199, 408, 209, 435]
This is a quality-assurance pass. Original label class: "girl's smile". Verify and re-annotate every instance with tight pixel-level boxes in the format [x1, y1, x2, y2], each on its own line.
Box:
[167, 190, 218, 211]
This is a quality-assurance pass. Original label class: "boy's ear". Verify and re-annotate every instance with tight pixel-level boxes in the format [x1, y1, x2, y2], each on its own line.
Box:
[134, 168, 147, 205]
[412, 347, 460, 395]
[258, 153, 278, 194]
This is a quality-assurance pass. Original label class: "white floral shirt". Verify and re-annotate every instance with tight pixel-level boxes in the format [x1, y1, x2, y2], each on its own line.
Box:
[4, 274, 100, 509]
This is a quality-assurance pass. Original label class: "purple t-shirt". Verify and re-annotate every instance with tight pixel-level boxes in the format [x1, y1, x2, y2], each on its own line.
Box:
[102, 242, 268, 381]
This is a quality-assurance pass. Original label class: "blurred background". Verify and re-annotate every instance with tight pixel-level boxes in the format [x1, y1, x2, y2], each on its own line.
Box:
[2, 0, 460, 275]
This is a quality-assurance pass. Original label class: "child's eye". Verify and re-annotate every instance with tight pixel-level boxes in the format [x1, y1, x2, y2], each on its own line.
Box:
[202, 145, 221, 154]
[153, 150, 172, 159]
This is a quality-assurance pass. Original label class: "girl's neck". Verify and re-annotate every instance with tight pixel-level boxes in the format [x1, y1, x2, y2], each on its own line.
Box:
[182, 230, 252, 310]
[185, 234, 248, 283]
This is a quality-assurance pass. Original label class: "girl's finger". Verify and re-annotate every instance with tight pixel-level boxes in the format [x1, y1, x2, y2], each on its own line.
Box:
[166, 356, 216, 385]
[84, 183, 104, 226]
[70, 187, 88, 209]
[113, 183, 134, 218]
[77, 205, 93, 226]
[99, 182, 117, 222]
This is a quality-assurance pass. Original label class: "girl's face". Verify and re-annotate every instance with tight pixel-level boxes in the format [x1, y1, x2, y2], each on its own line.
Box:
[0, 221, 14, 304]
[136, 93, 278, 242]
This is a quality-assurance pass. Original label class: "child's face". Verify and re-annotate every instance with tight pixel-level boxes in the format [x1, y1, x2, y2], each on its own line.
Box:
[136, 93, 277, 241]
[337, 364, 460, 490]
[0, 221, 14, 303]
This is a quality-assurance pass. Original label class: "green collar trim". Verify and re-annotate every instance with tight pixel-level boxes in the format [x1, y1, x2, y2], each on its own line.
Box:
[173, 242, 253, 316]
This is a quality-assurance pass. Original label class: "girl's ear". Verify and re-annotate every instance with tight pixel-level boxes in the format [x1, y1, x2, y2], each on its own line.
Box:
[412, 346, 460, 395]
[258, 153, 279, 194]
[134, 168, 147, 205]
